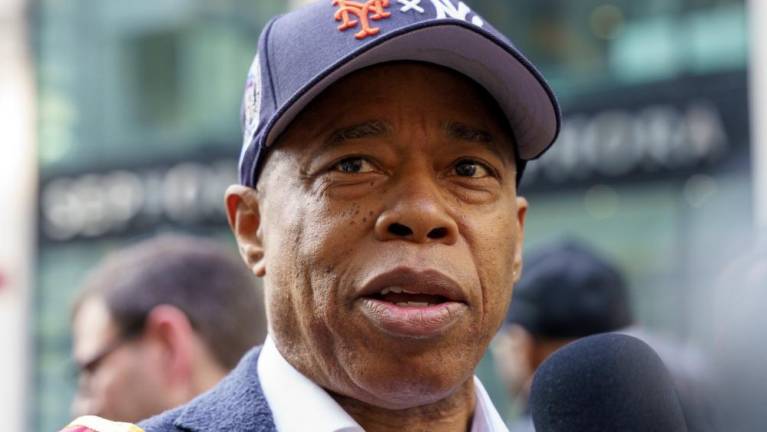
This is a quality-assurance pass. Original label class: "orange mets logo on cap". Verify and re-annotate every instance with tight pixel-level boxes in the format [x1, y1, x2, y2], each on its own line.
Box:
[332, 0, 392, 40]
[331, 0, 486, 41]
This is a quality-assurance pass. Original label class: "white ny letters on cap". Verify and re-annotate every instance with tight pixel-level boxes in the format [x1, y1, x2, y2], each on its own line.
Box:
[398, 0, 424, 13]
[430, 0, 483, 27]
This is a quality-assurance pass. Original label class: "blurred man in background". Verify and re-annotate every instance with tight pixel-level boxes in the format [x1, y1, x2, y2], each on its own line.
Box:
[492, 239, 714, 432]
[491, 240, 634, 432]
[69, 234, 267, 423]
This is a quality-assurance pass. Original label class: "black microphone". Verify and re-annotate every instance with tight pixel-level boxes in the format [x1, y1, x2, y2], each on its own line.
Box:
[529, 333, 688, 432]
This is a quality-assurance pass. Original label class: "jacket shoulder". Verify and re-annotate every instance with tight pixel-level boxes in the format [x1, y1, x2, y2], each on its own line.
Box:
[138, 405, 185, 432]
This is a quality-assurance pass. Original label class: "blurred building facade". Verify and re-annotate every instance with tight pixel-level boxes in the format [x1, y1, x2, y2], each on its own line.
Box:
[31, 0, 749, 429]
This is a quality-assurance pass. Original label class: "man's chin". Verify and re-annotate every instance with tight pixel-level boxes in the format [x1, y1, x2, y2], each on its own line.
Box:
[333, 371, 475, 412]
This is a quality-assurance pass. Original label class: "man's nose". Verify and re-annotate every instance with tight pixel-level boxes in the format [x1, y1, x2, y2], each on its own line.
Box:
[373, 178, 458, 245]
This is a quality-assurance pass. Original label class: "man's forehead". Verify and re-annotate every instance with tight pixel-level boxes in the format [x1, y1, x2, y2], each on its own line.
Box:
[315, 119, 514, 161]
[298, 63, 513, 133]
[253, 62, 520, 187]
[298, 64, 513, 147]
[314, 61, 497, 101]
[73, 297, 119, 357]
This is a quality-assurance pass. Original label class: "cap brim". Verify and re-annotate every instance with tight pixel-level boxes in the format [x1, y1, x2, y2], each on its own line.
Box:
[263, 20, 561, 162]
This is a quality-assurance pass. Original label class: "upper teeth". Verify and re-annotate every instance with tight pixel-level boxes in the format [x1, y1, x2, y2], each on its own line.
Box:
[380, 287, 418, 296]
[397, 302, 430, 307]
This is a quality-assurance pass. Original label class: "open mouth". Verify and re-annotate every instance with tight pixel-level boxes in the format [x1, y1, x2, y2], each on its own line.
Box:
[356, 268, 469, 337]
[367, 287, 451, 307]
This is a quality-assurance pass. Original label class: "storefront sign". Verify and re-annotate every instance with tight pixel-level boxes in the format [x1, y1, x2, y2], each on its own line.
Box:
[39, 159, 237, 242]
[523, 71, 749, 189]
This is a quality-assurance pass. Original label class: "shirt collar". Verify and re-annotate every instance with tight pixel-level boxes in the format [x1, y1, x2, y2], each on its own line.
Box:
[258, 335, 363, 432]
[471, 376, 511, 432]
[258, 335, 509, 432]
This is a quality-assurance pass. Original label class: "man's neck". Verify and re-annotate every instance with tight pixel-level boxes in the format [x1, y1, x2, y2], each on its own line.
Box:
[331, 378, 477, 432]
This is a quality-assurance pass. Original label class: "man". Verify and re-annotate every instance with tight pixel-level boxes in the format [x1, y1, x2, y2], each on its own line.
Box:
[70, 234, 267, 423]
[68, 0, 562, 430]
[492, 239, 714, 432]
[491, 240, 634, 431]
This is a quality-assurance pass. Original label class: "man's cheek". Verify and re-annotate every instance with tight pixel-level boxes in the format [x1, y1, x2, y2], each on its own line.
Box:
[303, 204, 369, 253]
[479, 232, 518, 276]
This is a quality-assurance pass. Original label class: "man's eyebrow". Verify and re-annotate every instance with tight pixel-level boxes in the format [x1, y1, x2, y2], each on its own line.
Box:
[325, 120, 392, 146]
[443, 121, 513, 162]
[444, 121, 495, 144]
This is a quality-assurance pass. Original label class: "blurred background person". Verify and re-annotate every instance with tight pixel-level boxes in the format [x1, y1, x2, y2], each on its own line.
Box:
[492, 239, 714, 432]
[69, 234, 267, 423]
[491, 239, 634, 432]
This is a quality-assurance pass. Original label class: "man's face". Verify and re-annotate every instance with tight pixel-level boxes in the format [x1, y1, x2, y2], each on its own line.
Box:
[71, 297, 167, 422]
[233, 63, 526, 409]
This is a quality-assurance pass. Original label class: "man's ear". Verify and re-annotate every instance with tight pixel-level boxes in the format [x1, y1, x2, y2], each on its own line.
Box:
[512, 196, 528, 284]
[225, 184, 266, 277]
[142, 305, 196, 386]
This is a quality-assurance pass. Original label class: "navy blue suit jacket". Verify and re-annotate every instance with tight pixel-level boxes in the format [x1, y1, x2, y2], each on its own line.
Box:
[139, 346, 277, 432]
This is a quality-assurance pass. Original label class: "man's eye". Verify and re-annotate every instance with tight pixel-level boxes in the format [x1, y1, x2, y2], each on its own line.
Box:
[453, 159, 491, 178]
[333, 157, 375, 174]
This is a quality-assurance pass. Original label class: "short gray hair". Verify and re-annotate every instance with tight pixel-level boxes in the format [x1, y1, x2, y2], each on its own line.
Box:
[74, 233, 267, 370]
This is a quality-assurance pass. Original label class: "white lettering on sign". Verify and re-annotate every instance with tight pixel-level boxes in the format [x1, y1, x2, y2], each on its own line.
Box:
[524, 101, 729, 184]
[41, 160, 238, 241]
[430, 0, 484, 27]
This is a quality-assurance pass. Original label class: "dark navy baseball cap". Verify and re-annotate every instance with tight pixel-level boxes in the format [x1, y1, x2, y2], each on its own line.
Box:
[506, 239, 634, 339]
[239, 0, 562, 186]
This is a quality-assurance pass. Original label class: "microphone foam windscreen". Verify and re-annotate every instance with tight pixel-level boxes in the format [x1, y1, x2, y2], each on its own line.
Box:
[530, 333, 687, 432]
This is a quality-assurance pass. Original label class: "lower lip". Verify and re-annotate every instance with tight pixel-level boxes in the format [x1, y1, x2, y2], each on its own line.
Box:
[358, 298, 468, 338]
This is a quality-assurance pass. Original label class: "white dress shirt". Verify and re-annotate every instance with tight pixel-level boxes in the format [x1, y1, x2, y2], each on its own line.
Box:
[257, 335, 509, 432]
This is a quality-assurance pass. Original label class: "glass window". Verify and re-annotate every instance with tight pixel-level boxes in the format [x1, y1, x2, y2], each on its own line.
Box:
[471, 0, 747, 100]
